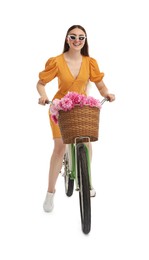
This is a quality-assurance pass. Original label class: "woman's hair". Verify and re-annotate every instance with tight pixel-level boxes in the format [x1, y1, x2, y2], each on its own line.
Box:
[62, 25, 89, 56]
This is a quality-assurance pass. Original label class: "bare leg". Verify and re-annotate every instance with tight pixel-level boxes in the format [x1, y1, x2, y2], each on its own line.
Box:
[47, 138, 66, 193]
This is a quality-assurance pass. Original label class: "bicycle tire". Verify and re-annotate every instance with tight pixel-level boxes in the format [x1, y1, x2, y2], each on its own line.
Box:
[77, 143, 91, 234]
[64, 153, 74, 197]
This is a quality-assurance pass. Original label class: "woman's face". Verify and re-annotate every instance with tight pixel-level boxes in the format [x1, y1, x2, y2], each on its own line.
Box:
[66, 28, 86, 51]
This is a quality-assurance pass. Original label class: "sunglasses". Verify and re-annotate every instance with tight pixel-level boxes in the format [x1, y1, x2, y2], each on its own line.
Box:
[68, 35, 87, 41]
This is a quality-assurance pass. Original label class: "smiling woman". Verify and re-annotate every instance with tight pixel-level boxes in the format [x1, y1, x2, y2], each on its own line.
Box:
[36, 24, 115, 213]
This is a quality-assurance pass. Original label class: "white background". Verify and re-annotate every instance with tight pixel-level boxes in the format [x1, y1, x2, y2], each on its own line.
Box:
[0, 0, 149, 259]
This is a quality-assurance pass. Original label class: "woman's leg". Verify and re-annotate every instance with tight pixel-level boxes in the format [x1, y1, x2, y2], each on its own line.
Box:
[43, 138, 66, 212]
[85, 142, 96, 197]
[47, 138, 66, 193]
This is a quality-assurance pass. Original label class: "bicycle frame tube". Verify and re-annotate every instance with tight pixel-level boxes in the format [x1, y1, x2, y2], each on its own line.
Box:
[66, 142, 79, 190]
[70, 144, 75, 179]
[66, 143, 75, 179]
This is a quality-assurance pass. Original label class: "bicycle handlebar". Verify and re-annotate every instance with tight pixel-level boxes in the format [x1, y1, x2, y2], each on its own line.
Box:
[46, 98, 108, 105]
[100, 98, 108, 105]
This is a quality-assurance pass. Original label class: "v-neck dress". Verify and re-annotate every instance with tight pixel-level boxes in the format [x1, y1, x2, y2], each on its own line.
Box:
[39, 53, 104, 139]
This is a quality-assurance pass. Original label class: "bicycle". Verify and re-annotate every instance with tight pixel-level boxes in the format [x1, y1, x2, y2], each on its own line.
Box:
[60, 98, 108, 235]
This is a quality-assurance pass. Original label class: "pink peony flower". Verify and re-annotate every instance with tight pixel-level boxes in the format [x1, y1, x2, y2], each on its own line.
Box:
[59, 97, 74, 111]
[50, 99, 60, 115]
[86, 96, 102, 108]
[51, 114, 58, 124]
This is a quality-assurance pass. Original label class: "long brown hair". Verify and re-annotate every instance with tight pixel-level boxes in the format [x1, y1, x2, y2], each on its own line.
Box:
[62, 25, 89, 56]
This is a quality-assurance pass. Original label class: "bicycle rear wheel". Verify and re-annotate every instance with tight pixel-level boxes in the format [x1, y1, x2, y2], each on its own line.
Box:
[63, 147, 74, 197]
[77, 143, 91, 234]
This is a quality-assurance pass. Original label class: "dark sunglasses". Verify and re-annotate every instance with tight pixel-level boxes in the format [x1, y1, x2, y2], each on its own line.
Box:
[68, 35, 86, 41]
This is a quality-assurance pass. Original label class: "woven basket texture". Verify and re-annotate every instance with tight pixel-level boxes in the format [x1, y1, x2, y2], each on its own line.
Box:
[58, 105, 100, 144]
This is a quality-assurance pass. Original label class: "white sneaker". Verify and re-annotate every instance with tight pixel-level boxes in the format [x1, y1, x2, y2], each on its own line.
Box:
[43, 192, 55, 212]
[90, 188, 96, 197]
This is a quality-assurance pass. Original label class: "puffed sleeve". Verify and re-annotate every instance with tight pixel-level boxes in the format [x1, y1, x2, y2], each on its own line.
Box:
[89, 57, 104, 82]
[38, 57, 58, 84]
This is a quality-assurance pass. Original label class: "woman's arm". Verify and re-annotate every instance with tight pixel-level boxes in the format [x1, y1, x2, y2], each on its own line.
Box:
[36, 80, 49, 105]
[95, 80, 115, 102]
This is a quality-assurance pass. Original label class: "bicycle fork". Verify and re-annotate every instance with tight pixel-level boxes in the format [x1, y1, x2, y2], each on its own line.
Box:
[74, 137, 93, 191]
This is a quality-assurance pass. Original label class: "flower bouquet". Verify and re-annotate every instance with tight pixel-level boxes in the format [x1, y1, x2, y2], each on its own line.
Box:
[49, 92, 102, 144]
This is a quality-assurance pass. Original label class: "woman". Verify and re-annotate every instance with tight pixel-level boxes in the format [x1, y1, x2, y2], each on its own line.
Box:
[36, 25, 115, 212]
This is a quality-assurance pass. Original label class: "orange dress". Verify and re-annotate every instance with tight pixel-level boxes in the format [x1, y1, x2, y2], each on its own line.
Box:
[39, 54, 104, 139]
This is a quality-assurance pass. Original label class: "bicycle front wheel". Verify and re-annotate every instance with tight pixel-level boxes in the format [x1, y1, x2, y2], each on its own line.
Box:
[77, 143, 91, 234]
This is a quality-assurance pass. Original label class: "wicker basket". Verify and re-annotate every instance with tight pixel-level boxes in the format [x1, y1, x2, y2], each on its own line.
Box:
[58, 105, 100, 144]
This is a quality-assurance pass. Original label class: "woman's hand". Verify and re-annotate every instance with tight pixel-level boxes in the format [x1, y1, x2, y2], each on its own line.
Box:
[37, 80, 49, 105]
[106, 93, 115, 102]
[38, 95, 49, 105]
